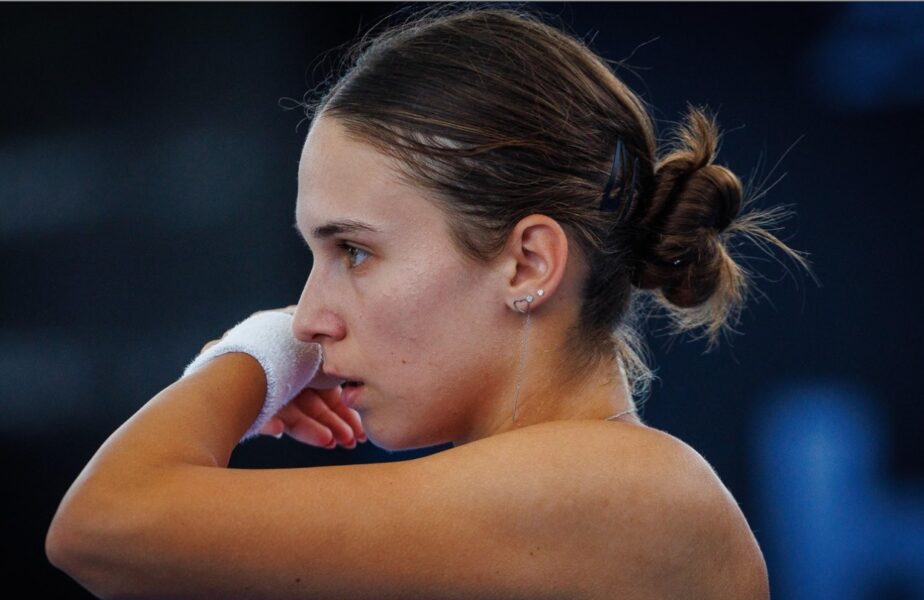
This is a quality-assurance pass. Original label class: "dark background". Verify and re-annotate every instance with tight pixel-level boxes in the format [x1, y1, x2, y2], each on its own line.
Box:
[3, 2, 922, 598]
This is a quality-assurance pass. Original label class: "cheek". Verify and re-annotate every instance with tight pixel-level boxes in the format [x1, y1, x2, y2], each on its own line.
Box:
[368, 265, 451, 350]
[362, 260, 493, 391]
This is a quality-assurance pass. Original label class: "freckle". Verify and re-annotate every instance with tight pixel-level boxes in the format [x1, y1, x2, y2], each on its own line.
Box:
[402, 358, 407, 364]
[296, 578, 301, 583]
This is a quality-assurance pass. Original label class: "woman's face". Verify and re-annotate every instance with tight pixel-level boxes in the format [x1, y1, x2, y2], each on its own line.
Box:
[292, 116, 512, 450]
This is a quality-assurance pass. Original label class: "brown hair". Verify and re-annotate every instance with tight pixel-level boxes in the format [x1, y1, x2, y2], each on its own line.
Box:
[292, 2, 816, 409]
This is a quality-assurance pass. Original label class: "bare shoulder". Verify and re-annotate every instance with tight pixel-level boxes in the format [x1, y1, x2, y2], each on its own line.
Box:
[447, 419, 770, 600]
[604, 421, 769, 599]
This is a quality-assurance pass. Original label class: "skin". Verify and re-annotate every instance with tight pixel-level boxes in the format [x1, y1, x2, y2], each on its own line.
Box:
[286, 114, 640, 451]
[45, 113, 769, 599]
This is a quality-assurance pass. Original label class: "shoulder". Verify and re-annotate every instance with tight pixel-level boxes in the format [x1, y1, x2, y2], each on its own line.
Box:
[454, 419, 770, 599]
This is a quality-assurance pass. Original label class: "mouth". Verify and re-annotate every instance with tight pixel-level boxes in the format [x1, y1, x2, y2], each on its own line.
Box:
[338, 380, 365, 409]
[321, 366, 363, 388]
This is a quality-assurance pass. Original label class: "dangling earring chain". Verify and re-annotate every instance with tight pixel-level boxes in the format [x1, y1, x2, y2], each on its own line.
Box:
[511, 307, 529, 423]
[511, 287, 639, 424]
[511, 289, 543, 423]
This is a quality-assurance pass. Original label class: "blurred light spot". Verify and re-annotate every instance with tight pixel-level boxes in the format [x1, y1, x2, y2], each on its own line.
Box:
[807, 3, 924, 111]
[754, 379, 924, 599]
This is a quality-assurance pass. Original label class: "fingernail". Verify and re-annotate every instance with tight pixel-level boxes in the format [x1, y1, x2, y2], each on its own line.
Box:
[273, 431, 283, 439]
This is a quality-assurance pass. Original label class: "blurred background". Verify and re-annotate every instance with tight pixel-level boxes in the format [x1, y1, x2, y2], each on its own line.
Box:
[3, 1, 922, 598]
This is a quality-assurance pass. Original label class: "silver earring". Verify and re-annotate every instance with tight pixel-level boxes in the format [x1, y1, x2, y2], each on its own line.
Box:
[512, 289, 543, 314]
[511, 289, 542, 423]
[512, 294, 533, 314]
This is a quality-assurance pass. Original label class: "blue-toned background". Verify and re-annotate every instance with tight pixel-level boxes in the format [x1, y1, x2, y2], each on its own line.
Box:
[4, 2, 922, 597]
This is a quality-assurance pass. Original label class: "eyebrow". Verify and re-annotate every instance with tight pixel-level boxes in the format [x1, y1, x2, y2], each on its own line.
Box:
[293, 218, 381, 241]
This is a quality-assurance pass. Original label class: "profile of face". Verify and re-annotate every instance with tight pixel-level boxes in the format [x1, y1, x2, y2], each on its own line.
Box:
[292, 116, 514, 451]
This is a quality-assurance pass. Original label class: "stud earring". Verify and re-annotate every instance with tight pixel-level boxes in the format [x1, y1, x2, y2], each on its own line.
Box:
[513, 295, 533, 314]
[513, 289, 544, 314]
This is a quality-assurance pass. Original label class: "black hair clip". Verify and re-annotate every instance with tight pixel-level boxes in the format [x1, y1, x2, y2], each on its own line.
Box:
[599, 138, 639, 215]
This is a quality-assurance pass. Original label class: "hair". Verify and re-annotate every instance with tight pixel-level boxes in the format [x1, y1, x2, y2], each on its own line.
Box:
[289, 2, 816, 412]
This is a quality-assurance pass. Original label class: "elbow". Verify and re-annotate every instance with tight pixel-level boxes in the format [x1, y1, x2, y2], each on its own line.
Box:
[46, 516, 117, 599]
[45, 492, 139, 600]
[45, 515, 72, 575]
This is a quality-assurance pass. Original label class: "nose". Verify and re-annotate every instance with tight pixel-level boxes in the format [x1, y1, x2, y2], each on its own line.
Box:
[291, 268, 346, 344]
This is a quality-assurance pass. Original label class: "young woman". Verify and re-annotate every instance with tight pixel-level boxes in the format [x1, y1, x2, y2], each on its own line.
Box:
[47, 5, 811, 598]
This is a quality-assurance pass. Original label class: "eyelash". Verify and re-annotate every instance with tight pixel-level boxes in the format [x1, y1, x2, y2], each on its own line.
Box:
[336, 241, 369, 270]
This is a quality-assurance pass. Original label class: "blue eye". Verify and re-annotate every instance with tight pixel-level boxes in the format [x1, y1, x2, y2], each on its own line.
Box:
[337, 241, 369, 269]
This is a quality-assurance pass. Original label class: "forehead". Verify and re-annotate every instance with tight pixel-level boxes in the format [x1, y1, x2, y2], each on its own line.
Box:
[295, 117, 437, 236]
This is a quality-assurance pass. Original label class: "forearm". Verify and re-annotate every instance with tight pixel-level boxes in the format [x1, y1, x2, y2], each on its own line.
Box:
[92, 352, 266, 470]
[47, 353, 266, 568]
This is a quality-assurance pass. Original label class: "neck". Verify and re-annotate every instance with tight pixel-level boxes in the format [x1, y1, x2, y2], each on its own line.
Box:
[451, 322, 637, 447]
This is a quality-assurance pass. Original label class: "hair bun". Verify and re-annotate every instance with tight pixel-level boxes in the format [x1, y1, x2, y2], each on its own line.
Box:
[630, 105, 743, 309]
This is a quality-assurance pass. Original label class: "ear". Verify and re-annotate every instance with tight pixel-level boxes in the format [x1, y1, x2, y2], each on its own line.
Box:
[500, 214, 569, 312]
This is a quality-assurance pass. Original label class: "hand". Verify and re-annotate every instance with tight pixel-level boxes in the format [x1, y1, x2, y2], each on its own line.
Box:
[199, 305, 367, 450]
[256, 386, 367, 450]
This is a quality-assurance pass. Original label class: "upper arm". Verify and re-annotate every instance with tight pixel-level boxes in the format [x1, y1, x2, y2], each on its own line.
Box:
[54, 421, 769, 600]
[64, 426, 645, 600]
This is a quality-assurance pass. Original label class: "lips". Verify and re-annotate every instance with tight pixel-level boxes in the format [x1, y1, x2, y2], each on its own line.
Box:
[307, 368, 349, 389]
[318, 366, 363, 388]
[340, 381, 364, 408]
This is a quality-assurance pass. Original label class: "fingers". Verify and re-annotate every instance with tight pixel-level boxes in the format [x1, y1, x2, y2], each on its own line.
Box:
[292, 389, 358, 448]
[319, 387, 367, 443]
[266, 388, 365, 450]
[271, 401, 339, 448]
[290, 415, 343, 449]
